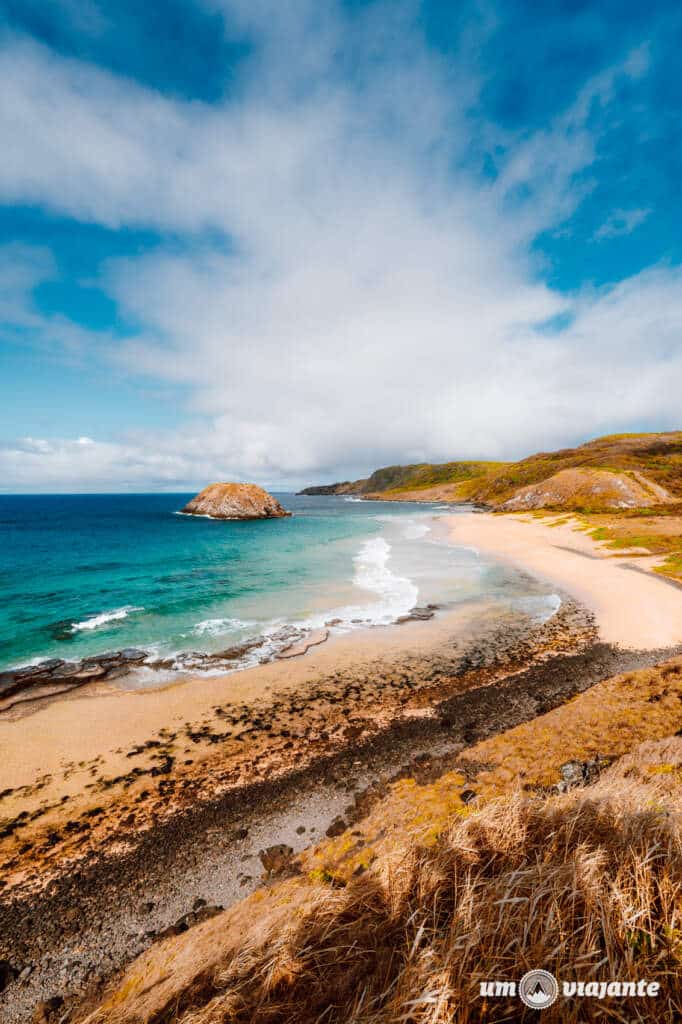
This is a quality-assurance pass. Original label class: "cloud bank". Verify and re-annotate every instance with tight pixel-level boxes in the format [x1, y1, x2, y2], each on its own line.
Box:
[0, 3, 680, 490]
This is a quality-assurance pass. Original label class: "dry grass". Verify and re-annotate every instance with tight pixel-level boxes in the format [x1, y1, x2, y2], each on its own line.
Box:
[305, 658, 682, 884]
[84, 738, 682, 1024]
[582, 512, 682, 580]
[457, 658, 682, 801]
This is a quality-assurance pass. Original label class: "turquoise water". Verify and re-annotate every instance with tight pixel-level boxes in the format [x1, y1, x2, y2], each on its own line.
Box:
[0, 493, 558, 672]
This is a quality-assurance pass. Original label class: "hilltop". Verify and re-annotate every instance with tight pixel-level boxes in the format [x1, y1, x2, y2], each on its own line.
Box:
[300, 432, 682, 512]
[472, 431, 682, 510]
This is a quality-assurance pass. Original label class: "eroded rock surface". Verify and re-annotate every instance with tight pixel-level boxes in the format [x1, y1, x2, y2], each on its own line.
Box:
[181, 483, 291, 520]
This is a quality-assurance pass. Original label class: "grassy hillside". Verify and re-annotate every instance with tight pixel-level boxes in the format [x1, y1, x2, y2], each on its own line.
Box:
[299, 460, 507, 499]
[299, 433, 682, 509]
[362, 460, 507, 497]
[80, 658, 682, 1024]
[470, 431, 682, 507]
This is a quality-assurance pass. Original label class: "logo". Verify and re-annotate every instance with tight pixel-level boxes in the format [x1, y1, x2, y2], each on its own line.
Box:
[480, 972, 660, 1006]
[518, 969, 559, 1010]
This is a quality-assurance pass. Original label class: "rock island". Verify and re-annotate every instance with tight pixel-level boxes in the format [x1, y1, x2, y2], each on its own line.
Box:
[181, 483, 291, 520]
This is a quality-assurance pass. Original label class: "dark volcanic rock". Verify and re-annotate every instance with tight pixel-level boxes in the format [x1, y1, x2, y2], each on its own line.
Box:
[0, 960, 17, 993]
[396, 604, 438, 624]
[258, 844, 294, 876]
[156, 904, 223, 940]
[120, 649, 147, 663]
[325, 816, 347, 838]
[557, 756, 606, 793]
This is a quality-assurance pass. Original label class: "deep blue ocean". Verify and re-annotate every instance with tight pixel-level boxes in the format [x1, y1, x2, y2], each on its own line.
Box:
[0, 493, 558, 673]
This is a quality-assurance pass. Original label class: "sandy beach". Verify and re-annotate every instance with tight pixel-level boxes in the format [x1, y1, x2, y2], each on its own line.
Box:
[0, 583, 614, 1022]
[449, 511, 682, 649]
[2, 510, 682, 1023]
[5, 509, 679, 811]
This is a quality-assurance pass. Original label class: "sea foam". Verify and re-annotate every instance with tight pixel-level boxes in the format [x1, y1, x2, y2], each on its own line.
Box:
[351, 536, 418, 622]
[402, 520, 431, 540]
[71, 606, 144, 632]
[193, 617, 255, 637]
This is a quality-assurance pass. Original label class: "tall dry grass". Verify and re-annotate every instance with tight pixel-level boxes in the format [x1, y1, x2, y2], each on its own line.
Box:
[130, 745, 681, 1024]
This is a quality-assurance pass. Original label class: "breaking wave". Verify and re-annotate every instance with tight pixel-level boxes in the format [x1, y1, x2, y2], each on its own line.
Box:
[71, 606, 144, 632]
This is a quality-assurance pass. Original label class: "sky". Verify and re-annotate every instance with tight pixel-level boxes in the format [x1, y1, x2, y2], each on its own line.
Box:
[1, 0, 681, 492]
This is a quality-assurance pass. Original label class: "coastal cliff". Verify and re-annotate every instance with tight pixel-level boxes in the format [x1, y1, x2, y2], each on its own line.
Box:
[181, 483, 291, 520]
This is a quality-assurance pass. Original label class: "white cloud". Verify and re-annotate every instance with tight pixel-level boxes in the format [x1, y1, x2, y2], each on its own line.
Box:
[0, 243, 55, 326]
[595, 207, 652, 240]
[0, 6, 679, 491]
[0, 436, 201, 492]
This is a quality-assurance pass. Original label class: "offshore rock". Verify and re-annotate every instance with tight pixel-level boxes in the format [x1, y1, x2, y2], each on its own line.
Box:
[181, 483, 291, 520]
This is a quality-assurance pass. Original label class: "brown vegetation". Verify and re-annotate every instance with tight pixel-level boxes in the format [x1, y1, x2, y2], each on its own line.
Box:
[78, 659, 682, 1024]
[81, 738, 682, 1024]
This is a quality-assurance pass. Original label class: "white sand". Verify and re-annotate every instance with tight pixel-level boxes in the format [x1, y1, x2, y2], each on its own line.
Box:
[448, 512, 682, 650]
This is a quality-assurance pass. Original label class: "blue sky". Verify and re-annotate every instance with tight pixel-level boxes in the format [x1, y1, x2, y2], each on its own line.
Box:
[1, 0, 681, 491]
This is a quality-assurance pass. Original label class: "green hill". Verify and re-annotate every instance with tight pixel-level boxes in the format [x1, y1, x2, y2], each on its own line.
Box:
[470, 432, 682, 509]
[299, 433, 682, 510]
[298, 460, 507, 500]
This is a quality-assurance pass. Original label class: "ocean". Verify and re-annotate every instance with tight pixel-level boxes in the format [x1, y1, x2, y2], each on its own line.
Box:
[0, 493, 559, 673]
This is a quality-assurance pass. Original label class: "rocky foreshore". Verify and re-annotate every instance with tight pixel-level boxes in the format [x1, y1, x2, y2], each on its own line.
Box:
[0, 607, 447, 715]
[0, 599, 627, 1019]
[0, 632, 307, 714]
[0, 650, 149, 713]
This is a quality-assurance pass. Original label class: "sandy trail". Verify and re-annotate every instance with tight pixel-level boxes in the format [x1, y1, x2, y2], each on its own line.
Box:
[449, 512, 682, 649]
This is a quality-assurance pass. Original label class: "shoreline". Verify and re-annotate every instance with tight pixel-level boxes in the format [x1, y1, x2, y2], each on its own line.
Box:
[3, 507, 682, 1021]
[0, 599, 550, 800]
[448, 511, 682, 650]
[0, 502, 473, 694]
[4, 593, 657, 1024]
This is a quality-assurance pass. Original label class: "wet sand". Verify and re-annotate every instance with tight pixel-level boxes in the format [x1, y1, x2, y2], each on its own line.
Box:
[0, 602, 511, 807]
[449, 512, 682, 649]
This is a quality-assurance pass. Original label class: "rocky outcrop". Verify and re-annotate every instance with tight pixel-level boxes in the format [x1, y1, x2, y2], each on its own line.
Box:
[0, 650, 149, 714]
[556, 755, 608, 793]
[181, 483, 291, 520]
